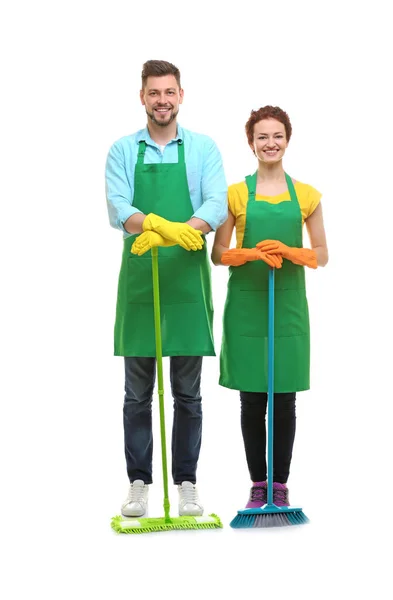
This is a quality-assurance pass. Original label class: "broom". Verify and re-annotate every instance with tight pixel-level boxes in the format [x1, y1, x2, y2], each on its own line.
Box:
[230, 267, 309, 528]
[111, 246, 222, 534]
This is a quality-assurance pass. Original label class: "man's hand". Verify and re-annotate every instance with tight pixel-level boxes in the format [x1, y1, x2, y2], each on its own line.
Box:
[131, 231, 176, 256]
[142, 213, 204, 251]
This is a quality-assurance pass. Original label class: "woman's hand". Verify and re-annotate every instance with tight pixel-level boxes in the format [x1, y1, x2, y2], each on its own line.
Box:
[221, 248, 283, 268]
[256, 240, 317, 269]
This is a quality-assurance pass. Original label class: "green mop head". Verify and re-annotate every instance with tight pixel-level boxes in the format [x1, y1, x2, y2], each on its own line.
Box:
[111, 513, 223, 534]
[112, 249, 223, 537]
[230, 505, 309, 528]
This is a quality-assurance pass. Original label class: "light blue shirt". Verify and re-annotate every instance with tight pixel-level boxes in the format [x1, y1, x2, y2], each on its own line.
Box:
[105, 125, 228, 237]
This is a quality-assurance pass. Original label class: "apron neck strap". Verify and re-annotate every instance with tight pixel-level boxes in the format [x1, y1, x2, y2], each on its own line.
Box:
[177, 139, 185, 163]
[285, 173, 297, 202]
[245, 172, 257, 199]
[137, 139, 185, 164]
[137, 141, 147, 164]
[246, 171, 297, 202]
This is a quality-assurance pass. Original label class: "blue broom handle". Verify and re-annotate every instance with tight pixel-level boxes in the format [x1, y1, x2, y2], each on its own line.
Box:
[267, 267, 275, 506]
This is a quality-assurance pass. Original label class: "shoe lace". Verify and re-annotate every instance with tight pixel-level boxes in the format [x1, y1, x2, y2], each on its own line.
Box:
[274, 488, 288, 502]
[128, 483, 145, 503]
[251, 486, 266, 502]
[180, 485, 199, 504]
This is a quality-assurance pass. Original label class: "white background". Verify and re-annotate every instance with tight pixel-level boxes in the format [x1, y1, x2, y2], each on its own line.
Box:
[1, 0, 392, 598]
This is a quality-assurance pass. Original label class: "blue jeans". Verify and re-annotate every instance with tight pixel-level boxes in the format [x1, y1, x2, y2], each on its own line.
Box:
[123, 356, 203, 485]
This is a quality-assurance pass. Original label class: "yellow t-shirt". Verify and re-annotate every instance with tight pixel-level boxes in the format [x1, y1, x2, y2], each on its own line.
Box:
[228, 180, 322, 248]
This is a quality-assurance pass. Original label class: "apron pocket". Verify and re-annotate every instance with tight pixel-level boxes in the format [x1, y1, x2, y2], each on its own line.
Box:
[127, 255, 201, 305]
[235, 289, 309, 338]
[158, 256, 200, 305]
[237, 291, 269, 338]
[127, 256, 153, 304]
[274, 289, 310, 337]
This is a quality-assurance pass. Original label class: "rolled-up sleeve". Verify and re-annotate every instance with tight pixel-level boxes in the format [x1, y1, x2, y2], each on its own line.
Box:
[192, 137, 227, 231]
[105, 142, 141, 233]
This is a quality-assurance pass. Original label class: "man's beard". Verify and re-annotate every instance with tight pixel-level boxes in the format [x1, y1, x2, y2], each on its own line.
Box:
[146, 107, 179, 127]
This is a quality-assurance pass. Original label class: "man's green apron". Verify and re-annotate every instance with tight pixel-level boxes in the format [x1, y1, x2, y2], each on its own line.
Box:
[220, 173, 310, 393]
[114, 140, 215, 357]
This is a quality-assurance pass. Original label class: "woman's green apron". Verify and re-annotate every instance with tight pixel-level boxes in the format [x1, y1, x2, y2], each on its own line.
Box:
[220, 173, 310, 392]
[114, 140, 214, 357]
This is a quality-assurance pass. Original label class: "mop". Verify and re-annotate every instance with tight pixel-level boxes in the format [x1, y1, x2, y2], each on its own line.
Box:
[111, 247, 222, 533]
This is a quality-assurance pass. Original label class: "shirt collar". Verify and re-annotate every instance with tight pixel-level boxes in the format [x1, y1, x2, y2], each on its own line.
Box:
[136, 124, 184, 146]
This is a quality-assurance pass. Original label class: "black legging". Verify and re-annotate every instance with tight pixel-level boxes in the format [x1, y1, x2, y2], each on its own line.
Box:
[240, 391, 296, 484]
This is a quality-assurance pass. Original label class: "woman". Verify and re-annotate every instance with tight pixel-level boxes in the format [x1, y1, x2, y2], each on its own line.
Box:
[212, 106, 328, 508]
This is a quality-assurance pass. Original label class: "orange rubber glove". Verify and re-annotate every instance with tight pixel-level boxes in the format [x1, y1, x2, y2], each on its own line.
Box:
[221, 248, 283, 268]
[256, 240, 318, 269]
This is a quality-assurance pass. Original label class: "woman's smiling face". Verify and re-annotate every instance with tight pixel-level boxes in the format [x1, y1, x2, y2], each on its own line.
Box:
[252, 118, 288, 163]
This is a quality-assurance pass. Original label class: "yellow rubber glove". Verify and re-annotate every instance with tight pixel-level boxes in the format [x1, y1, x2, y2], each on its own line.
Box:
[256, 240, 318, 269]
[131, 231, 176, 256]
[142, 213, 204, 251]
[221, 248, 283, 268]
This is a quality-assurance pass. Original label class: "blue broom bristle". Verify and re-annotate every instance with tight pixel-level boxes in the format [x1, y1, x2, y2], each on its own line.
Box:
[230, 513, 257, 528]
[230, 509, 309, 529]
[287, 511, 309, 525]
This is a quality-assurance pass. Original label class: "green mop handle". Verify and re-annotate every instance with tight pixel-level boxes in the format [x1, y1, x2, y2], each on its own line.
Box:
[151, 247, 171, 522]
[267, 267, 275, 506]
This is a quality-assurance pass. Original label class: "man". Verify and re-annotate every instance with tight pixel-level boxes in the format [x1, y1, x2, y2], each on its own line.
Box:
[105, 60, 227, 518]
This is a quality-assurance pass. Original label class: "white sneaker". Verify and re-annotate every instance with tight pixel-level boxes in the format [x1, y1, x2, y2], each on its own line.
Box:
[121, 480, 148, 517]
[178, 481, 204, 516]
